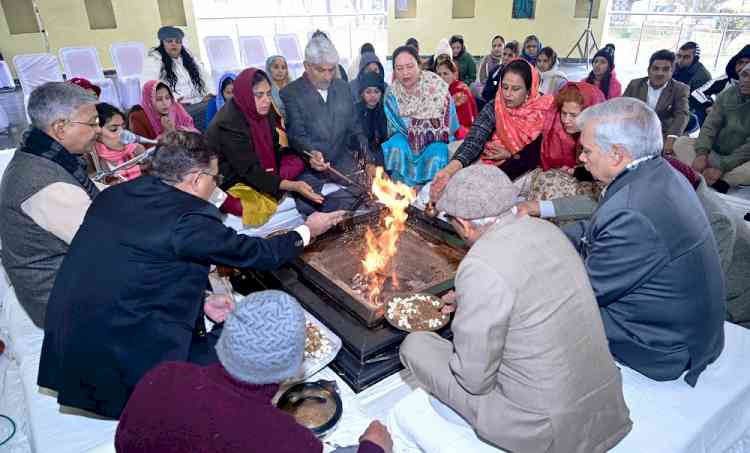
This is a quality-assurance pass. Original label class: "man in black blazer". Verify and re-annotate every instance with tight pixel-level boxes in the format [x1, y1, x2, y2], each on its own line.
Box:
[281, 34, 373, 214]
[37, 132, 344, 418]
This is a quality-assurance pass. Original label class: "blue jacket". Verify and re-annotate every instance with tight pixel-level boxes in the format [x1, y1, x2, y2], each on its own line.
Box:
[38, 176, 304, 418]
[563, 157, 725, 386]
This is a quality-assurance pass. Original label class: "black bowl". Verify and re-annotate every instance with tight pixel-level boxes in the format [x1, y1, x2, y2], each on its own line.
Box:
[277, 380, 343, 438]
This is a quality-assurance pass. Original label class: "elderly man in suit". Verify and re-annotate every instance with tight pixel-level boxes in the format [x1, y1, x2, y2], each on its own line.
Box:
[281, 34, 372, 214]
[623, 49, 689, 151]
[563, 97, 725, 386]
[37, 132, 344, 418]
[399, 164, 632, 453]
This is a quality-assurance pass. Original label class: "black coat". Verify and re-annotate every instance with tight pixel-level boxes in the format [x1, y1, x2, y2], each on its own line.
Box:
[37, 176, 304, 418]
[205, 99, 286, 197]
[563, 158, 726, 386]
[280, 76, 369, 176]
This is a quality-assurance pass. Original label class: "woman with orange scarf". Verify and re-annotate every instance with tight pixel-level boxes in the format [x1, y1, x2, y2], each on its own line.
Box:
[430, 59, 554, 201]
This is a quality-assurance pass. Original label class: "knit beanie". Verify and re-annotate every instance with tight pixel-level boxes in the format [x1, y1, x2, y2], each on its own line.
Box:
[592, 44, 616, 70]
[216, 290, 306, 385]
[358, 70, 385, 96]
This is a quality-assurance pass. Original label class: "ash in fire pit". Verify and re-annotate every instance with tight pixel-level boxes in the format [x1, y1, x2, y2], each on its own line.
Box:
[300, 220, 464, 325]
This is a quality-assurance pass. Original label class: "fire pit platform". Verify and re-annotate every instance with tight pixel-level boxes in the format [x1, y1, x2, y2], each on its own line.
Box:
[291, 209, 465, 327]
[251, 208, 465, 391]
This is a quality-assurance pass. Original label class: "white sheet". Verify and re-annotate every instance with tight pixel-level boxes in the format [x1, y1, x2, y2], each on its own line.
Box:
[388, 322, 750, 453]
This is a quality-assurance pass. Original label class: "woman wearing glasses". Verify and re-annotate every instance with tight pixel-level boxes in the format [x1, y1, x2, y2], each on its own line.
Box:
[206, 68, 320, 227]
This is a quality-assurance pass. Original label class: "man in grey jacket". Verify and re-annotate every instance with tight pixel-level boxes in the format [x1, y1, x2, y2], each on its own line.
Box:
[562, 97, 725, 386]
[399, 164, 631, 453]
[280, 35, 370, 214]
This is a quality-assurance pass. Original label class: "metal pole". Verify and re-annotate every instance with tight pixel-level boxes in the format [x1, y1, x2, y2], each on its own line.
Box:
[714, 22, 729, 69]
[635, 16, 647, 64]
[675, 22, 684, 51]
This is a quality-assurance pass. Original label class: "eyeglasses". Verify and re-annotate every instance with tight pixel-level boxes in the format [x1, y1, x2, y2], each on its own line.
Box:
[199, 170, 224, 186]
[68, 119, 100, 128]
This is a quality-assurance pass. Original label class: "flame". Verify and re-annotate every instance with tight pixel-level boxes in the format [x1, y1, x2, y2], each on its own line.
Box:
[361, 167, 416, 305]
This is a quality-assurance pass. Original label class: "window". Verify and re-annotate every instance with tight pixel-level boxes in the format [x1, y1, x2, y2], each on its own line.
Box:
[84, 0, 117, 30]
[158, 0, 188, 26]
[394, 0, 416, 19]
[575, 0, 600, 18]
[452, 0, 475, 18]
[1, 0, 40, 35]
[512, 0, 535, 19]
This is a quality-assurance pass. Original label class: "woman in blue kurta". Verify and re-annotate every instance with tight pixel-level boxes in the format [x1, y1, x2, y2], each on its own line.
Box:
[382, 45, 458, 187]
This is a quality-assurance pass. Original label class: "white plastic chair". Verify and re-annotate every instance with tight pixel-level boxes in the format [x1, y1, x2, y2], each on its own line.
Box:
[109, 42, 145, 110]
[12, 53, 64, 120]
[274, 34, 305, 79]
[202, 35, 242, 89]
[58, 47, 121, 108]
[239, 35, 269, 69]
[0, 61, 14, 89]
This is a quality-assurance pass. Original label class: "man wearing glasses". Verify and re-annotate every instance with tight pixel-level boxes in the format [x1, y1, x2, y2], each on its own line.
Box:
[38, 131, 345, 419]
[0, 82, 100, 328]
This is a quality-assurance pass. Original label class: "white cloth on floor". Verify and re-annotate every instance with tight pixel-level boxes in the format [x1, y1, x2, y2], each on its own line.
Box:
[388, 322, 750, 453]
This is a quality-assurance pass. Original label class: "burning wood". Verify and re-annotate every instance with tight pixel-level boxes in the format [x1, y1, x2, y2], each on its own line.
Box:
[360, 168, 416, 304]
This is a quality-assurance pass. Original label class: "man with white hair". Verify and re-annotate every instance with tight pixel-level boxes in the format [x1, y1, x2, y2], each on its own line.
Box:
[563, 97, 726, 387]
[280, 32, 371, 214]
[399, 164, 632, 453]
[0, 82, 100, 328]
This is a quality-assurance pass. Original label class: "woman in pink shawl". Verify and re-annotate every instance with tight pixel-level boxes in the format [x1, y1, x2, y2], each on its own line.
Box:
[129, 80, 196, 140]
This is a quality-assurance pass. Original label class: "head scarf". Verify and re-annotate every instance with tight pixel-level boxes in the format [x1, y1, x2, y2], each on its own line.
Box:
[215, 72, 236, 112]
[521, 35, 542, 65]
[540, 82, 605, 171]
[232, 68, 277, 174]
[140, 80, 195, 137]
[391, 70, 452, 153]
[68, 77, 101, 97]
[265, 55, 292, 86]
[491, 58, 555, 155]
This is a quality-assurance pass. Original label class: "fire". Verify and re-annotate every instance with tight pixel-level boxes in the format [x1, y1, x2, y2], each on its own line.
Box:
[361, 167, 416, 305]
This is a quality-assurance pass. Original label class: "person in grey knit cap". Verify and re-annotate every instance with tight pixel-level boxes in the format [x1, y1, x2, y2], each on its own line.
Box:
[399, 165, 631, 453]
[116, 290, 392, 453]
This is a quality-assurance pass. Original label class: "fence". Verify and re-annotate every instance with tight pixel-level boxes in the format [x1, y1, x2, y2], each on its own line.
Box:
[603, 11, 750, 71]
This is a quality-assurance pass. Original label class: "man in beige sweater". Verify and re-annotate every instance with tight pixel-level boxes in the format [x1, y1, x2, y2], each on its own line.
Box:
[400, 164, 632, 452]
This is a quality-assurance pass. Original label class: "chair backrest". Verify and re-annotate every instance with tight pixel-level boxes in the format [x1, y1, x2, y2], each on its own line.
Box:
[110, 42, 145, 78]
[274, 33, 303, 63]
[58, 47, 105, 81]
[203, 35, 240, 73]
[12, 53, 63, 95]
[274, 34, 305, 78]
[239, 35, 269, 69]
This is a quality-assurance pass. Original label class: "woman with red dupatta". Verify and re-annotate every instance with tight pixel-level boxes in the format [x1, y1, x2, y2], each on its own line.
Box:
[516, 82, 607, 206]
[430, 58, 554, 202]
[205, 68, 320, 226]
[436, 58, 478, 139]
[128, 80, 196, 141]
